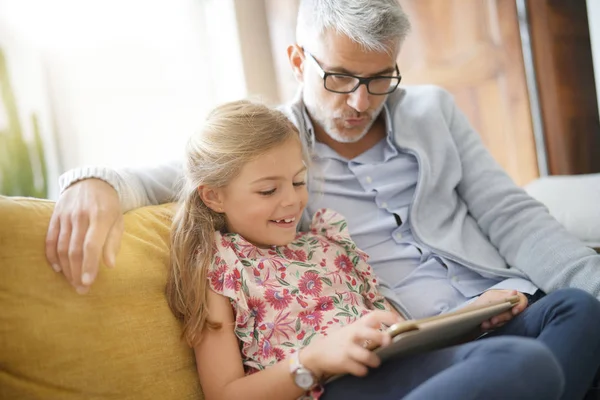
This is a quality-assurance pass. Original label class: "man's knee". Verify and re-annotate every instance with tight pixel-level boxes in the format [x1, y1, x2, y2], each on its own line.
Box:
[548, 288, 600, 314]
[481, 337, 565, 393]
[481, 337, 554, 361]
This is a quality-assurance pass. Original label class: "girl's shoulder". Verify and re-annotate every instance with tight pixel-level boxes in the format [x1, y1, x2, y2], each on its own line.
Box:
[307, 208, 369, 262]
[212, 230, 269, 265]
[210, 231, 246, 269]
[308, 208, 351, 241]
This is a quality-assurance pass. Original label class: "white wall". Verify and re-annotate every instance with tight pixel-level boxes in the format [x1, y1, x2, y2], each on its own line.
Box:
[587, 0, 600, 116]
[0, 0, 248, 198]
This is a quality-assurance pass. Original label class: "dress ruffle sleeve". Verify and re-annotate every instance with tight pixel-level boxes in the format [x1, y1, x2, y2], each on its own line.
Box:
[208, 231, 256, 350]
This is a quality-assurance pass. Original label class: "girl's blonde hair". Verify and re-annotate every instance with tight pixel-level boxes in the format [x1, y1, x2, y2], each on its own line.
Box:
[167, 99, 304, 347]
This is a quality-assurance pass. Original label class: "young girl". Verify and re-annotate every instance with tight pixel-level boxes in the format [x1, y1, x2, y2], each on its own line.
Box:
[166, 100, 600, 400]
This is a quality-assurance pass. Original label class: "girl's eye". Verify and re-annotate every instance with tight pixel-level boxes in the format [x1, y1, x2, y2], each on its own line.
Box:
[258, 189, 276, 196]
[293, 181, 306, 187]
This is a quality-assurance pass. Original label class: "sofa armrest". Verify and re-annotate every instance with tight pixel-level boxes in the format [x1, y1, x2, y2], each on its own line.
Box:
[524, 173, 600, 249]
[0, 196, 202, 400]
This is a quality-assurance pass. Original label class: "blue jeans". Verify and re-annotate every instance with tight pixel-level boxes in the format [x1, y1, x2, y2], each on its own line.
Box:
[322, 288, 600, 400]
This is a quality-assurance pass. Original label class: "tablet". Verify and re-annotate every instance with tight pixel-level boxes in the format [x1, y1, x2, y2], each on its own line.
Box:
[374, 295, 520, 361]
[325, 295, 520, 383]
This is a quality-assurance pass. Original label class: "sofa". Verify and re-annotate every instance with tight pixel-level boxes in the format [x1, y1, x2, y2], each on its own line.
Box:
[0, 196, 202, 399]
[2, 174, 600, 400]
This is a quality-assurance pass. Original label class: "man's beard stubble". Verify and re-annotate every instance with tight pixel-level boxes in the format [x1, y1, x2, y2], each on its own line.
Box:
[308, 101, 386, 144]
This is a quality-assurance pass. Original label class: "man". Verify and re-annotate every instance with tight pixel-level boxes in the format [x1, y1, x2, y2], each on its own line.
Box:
[47, 0, 600, 308]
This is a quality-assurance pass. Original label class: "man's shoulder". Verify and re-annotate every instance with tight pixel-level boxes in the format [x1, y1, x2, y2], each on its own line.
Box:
[386, 84, 455, 116]
[277, 94, 303, 123]
[278, 93, 310, 141]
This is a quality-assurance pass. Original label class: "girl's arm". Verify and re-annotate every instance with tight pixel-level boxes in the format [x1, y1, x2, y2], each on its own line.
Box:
[194, 289, 307, 400]
[196, 289, 401, 400]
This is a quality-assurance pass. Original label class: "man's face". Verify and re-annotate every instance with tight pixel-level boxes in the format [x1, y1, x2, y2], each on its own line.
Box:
[300, 32, 398, 144]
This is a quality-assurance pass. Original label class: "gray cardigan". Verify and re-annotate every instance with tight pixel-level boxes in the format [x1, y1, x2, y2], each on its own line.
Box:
[60, 85, 600, 297]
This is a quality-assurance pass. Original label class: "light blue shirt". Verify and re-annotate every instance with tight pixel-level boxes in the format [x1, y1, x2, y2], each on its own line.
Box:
[303, 106, 538, 319]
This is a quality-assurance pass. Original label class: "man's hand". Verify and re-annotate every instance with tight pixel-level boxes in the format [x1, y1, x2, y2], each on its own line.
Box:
[45, 179, 124, 293]
[472, 289, 528, 331]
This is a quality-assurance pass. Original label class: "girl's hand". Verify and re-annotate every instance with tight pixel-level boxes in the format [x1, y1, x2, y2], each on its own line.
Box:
[472, 289, 528, 331]
[300, 310, 401, 378]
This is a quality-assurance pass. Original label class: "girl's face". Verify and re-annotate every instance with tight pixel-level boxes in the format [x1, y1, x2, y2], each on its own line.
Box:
[218, 137, 308, 248]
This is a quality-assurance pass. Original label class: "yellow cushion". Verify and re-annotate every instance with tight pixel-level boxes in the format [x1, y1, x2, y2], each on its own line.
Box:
[0, 196, 202, 400]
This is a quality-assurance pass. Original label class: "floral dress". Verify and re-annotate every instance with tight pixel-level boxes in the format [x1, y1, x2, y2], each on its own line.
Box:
[207, 208, 391, 397]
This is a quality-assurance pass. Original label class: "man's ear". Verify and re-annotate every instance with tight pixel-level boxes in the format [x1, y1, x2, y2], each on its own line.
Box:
[287, 44, 305, 83]
[198, 185, 224, 213]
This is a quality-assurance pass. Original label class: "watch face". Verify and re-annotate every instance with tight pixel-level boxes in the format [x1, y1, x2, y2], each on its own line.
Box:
[294, 370, 315, 389]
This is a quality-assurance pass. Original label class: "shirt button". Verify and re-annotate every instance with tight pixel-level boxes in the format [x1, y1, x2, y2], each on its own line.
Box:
[395, 232, 402, 240]
[365, 176, 372, 183]
[452, 276, 459, 282]
[382, 202, 388, 208]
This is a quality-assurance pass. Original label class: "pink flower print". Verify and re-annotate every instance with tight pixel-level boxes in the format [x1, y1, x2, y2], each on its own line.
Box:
[298, 271, 323, 297]
[269, 310, 296, 342]
[236, 311, 249, 329]
[225, 269, 242, 291]
[283, 247, 296, 260]
[334, 254, 353, 274]
[344, 291, 362, 307]
[220, 236, 234, 249]
[316, 296, 334, 311]
[237, 241, 262, 259]
[247, 297, 267, 323]
[208, 264, 227, 292]
[264, 288, 293, 310]
[258, 337, 273, 358]
[273, 347, 286, 362]
[299, 310, 323, 327]
[294, 250, 307, 262]
[297, 330, 306, 340]
[296, 296, 309, 309]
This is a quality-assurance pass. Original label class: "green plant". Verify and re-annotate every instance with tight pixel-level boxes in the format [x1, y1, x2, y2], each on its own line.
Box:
[0, 48, 48, 198]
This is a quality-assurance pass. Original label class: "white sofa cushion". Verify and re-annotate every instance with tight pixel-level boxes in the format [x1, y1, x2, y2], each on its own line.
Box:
[524, 173, 600, 248]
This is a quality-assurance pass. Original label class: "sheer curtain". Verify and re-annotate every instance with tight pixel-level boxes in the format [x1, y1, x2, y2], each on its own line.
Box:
[0, 0, 247, 198]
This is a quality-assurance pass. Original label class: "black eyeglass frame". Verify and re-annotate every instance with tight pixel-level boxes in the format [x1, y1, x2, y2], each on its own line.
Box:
[303, 50, 402, 95]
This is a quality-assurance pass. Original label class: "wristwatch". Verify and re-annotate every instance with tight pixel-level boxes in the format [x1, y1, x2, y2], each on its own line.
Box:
[289, 350, 317, 390]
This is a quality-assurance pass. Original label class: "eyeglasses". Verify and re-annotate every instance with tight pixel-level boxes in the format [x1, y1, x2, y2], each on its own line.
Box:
[304, 50, 401, 95]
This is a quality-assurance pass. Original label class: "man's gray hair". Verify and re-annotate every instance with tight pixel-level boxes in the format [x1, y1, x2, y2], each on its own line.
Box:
[296, 0, 411, 54]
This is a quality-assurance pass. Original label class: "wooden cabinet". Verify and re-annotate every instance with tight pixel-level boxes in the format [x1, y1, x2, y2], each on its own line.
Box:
[264, 0, 600, 186]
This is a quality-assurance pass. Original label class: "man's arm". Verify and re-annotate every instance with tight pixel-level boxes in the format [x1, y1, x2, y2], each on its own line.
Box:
[443, 91, 600, 297]
[59, 160, 183, 211]
[46, 161, 183, 292]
